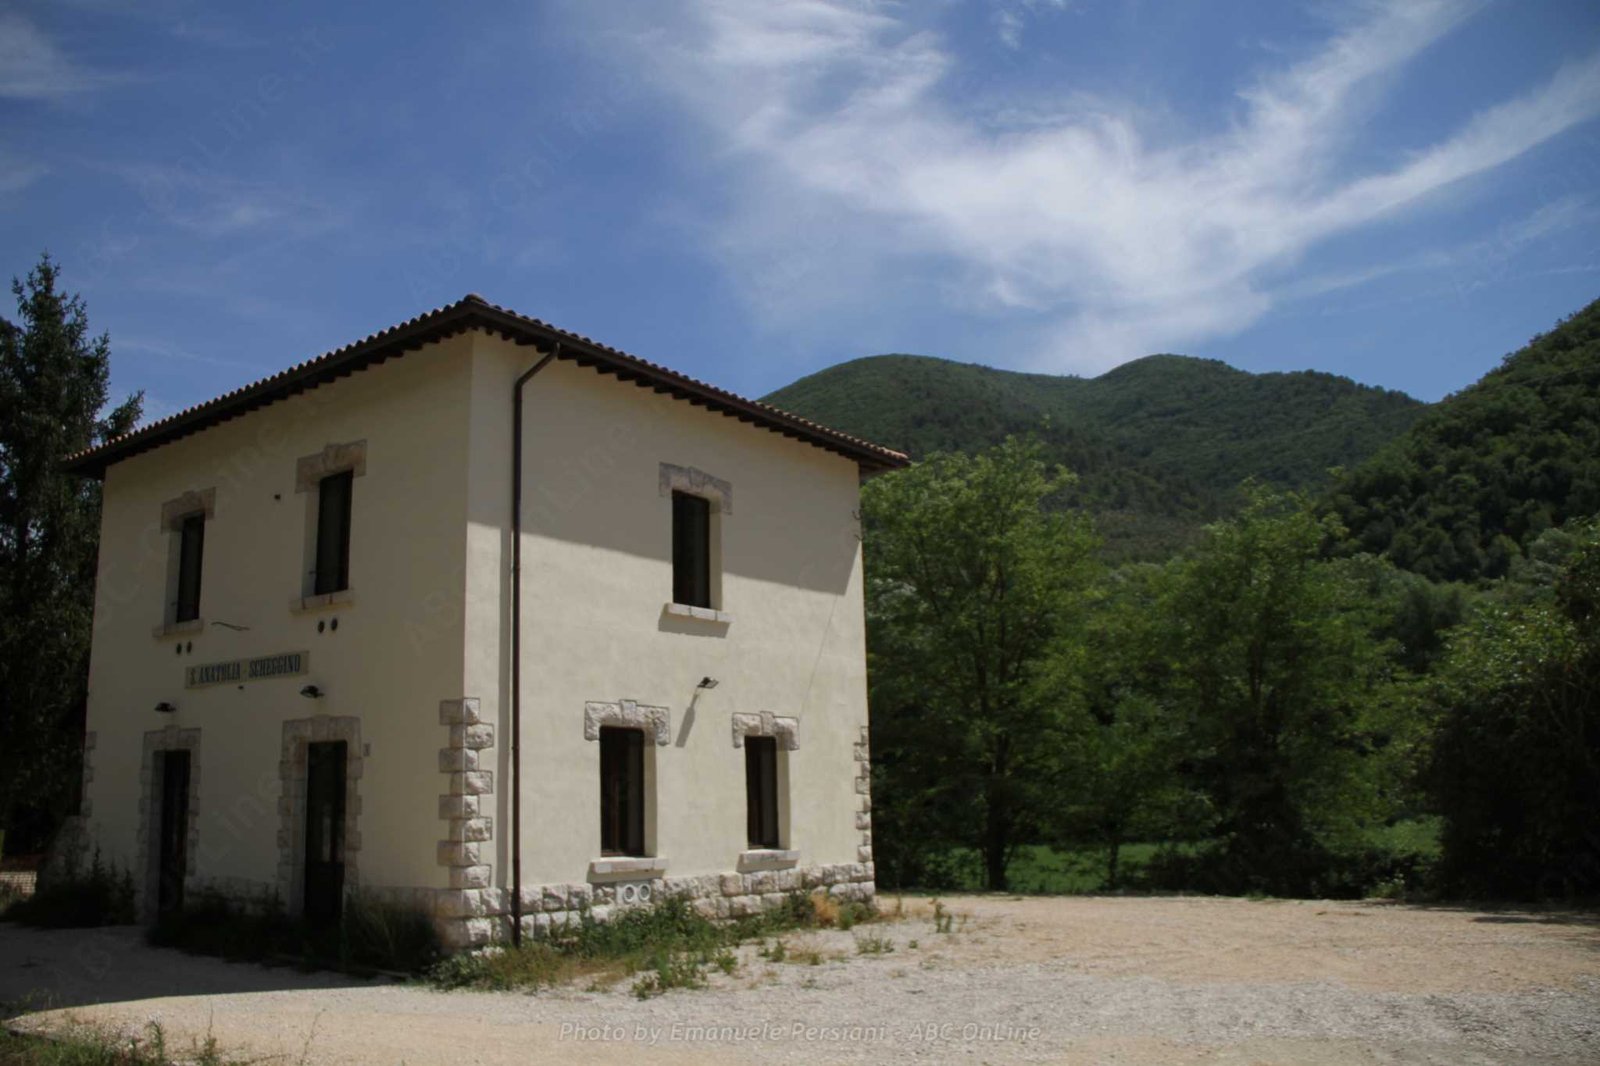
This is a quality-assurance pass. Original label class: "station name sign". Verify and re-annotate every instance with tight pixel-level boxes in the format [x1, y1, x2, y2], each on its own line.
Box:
[185, 650, 309, 689]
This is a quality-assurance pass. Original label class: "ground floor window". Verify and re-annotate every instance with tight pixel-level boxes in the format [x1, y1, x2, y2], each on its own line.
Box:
[745, 735, 781, 849]
[600, 726, 645, 856]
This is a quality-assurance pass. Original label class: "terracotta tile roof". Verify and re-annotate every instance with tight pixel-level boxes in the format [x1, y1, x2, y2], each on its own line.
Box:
[63, 294, 909, 477]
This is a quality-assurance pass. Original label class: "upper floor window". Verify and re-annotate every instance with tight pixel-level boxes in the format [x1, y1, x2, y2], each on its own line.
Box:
[313, 470, 353, 596]
[174, 513, 205, 623]
[672, 490, 711, 608]
[660, 464, 729, 616]
[159, 488, 214, 631]
[295, 441, 365, 603]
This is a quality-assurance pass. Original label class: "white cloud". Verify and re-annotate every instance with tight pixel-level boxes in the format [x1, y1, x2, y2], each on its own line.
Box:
[117, 336, 261, 372]
[0, 10, 118, 99]
[112, 163, 342, 240]
[572, 0, 1600, 371]
[992, 0, 1072, 51]
[0, 150, 47, 195]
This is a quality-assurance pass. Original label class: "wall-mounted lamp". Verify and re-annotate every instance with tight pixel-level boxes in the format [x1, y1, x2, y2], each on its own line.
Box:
[697, 676, 719, 690]
[154, 701, 177, 714]
[299, 684, 324, 699]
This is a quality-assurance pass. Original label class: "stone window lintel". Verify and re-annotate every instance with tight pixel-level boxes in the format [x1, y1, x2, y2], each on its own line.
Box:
[584, 699, 671, 746]
[658, 462, 732, 514]
[731, 711, 799, 750]
[295, 441, 368, 493]
[160, 488, 216, 531]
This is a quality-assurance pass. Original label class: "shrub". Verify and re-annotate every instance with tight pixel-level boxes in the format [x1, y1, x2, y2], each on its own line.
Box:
[147, 892, 292, 961]
[148, 890, 438, 974]
[630, 949, 707, 999]
[340, 894, 442, 973]
[428, 942, 576, 992]
[1, 851, 133, 928]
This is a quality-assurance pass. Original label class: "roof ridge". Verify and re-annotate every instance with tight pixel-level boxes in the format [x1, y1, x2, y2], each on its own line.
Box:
[64, 296, 908, 474]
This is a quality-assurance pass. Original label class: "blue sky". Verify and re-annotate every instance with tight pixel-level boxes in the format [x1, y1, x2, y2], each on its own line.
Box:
[2, 1, 1597, 426]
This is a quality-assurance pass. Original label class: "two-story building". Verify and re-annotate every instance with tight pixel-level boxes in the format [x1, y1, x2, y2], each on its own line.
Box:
[63, 295, 906, 948]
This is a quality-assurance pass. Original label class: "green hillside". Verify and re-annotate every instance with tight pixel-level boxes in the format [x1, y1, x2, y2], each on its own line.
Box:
[765, 352, 1424, 559]
[1329, 297, 1600, 582]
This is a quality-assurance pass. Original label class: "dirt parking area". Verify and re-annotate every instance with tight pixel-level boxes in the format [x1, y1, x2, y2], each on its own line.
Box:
[3, 895, 1597, 1064]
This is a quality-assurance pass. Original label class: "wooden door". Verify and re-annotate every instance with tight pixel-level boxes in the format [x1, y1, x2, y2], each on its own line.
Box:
[156, 750, 190, 913]
[303, 740, 347, 926]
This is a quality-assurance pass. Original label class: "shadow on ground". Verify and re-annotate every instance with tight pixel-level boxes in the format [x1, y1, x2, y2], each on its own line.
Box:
[0, 923, 375, 1019]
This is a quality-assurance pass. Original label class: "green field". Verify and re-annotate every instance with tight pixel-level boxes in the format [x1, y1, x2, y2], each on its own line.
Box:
[935, 821, 1442, 895]
[933, 843, 1176, 894]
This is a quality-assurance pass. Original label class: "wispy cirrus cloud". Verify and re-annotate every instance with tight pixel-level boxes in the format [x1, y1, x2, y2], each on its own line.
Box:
[573, 0, 1600, 371]
[0, 10, 122, 99]
[992, 0, 1071, 50]
[0, 149, 47, 195]
[112, 162, 343, 240]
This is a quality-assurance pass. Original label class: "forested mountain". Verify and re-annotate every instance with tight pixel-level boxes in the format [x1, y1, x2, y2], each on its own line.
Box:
[765, 352, 1424, 559]
[1329, 297, 1600, 583]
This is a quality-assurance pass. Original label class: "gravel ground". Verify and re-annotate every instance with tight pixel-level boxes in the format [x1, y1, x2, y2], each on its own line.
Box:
[3, 895, 1596, 1065]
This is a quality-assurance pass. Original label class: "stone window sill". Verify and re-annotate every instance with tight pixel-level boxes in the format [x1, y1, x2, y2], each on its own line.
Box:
[290, 588, 355, 613]
[588, 857, 668, 882]
[737, 849, 800, 872]
[663, 602, 733, 625]
[152, 618, 204, 640]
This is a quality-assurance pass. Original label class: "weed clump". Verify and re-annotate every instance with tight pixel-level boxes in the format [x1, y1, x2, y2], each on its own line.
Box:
[432, 890, 878, 997]
[1, 850, 134, 928]
[149, 890, 440, 974]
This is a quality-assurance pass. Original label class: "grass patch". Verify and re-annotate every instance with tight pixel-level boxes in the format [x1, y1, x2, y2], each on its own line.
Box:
[0, 1021, 247, 1066]
[148, 891, 440, 975]
[920, 828, 1438, 898]
[430, 891, 878, 998]
[854, 932, 894, 955]
[1, 854, 134, 929]
[920, 843, 1175, 893]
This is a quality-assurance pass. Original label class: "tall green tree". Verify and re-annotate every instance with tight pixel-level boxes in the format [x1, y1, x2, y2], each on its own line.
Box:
[1427, 519, 1600, 898]
[0, 254, 141, 850]
[1162, 489, 1397, 893]
[1050, 564, 1193, 889]
[863, 437, 1098, 890]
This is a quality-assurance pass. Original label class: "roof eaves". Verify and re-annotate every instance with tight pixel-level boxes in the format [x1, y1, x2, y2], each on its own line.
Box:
[63, 295, 909, 477]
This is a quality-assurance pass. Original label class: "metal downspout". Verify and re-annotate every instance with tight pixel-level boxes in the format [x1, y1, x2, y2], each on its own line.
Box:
[510, 344, 558, 947]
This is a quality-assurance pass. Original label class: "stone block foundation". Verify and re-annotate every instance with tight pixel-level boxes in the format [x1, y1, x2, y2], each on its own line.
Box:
[431, 861, 876, 950]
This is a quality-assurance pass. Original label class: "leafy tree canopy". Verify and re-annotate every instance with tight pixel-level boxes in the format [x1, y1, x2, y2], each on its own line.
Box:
[1330, 297, 1600, 583]
[0, 253, 141, 849]
[863, 437, 1098, 890]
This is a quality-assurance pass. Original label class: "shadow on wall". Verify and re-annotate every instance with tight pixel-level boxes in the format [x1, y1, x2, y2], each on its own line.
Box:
[478, 367, 865, 598]
[488, 469, 862, 596]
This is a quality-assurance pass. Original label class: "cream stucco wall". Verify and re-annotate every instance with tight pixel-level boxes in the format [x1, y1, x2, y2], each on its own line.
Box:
[83, 336, 474, 902]
[81, 325, 872, 925]
[462, 334, 870, 889]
